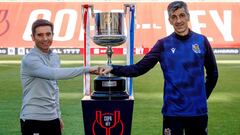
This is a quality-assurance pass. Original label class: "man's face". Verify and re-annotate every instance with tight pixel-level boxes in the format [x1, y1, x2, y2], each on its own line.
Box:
[169, 8, 190, 36]
[31, 26, 53, 53]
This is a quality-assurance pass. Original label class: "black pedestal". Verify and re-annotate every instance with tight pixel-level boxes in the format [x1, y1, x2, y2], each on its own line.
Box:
[81, 96, 134, 135]
[91, 76, 129, 100]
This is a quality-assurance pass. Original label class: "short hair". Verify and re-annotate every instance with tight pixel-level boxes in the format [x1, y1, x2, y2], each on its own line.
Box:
[167, 1, 189, 17]
[31, 19, 54, 35]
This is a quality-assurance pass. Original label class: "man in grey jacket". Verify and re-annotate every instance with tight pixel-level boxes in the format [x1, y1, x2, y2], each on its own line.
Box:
[20, 19, 99, 135]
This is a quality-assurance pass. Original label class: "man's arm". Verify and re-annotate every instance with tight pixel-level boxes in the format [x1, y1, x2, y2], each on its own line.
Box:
[22, 55, 99, 80]
[100, 40, 164, 77]
[204, 36, 218, 99]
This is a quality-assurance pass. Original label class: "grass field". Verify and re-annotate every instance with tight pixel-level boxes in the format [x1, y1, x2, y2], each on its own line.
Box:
[0, 54, 240, 135]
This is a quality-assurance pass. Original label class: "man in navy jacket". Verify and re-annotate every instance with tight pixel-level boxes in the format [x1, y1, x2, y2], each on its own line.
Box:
[99, 1, 218, 135]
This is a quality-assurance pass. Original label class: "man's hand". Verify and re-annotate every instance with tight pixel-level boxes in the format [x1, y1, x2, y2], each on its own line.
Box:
[89, 66, 100, 75]
[60, 118, 64, 131]
[99, 65, 113, 76]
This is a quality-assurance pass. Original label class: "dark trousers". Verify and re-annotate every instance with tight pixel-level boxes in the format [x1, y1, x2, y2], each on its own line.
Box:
[20, 118, 61, 135]
[163, 115, 208, 135]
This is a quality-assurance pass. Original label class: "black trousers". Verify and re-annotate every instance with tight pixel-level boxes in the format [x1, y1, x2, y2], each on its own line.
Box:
[20, 118, 61, 135]
[162, 115, 208, 135]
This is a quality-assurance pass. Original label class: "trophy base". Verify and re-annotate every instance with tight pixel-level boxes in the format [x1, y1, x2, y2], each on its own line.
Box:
[91, 76, 129, 100]
[94, 76, 125, 91]
[91, 91, 129, 100]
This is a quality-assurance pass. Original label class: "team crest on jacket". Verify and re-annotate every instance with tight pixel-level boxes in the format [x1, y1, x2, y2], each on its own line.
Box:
[171, 48, 176, 53]
[192, 44, 201, 53]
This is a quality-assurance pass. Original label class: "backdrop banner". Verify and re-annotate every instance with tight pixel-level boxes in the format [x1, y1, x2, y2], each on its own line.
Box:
[0, 2, 240, 54]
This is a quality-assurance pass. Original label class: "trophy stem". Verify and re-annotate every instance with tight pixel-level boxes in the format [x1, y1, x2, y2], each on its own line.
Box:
[106, 46, 113, 65]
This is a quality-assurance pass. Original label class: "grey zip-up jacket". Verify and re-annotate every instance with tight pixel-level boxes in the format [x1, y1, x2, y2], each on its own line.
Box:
[20, 47, 89, 121]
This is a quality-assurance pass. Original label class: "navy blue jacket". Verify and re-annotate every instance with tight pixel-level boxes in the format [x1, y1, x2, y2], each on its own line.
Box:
[111, 31, 218, 116]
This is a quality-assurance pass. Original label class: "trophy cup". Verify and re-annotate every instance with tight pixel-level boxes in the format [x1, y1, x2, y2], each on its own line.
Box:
[92, 11, 128, 100]
[82, 4, 135, 100]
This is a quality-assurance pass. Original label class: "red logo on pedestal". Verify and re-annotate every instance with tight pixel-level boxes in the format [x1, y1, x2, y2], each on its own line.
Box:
[92, 111, 124, 135]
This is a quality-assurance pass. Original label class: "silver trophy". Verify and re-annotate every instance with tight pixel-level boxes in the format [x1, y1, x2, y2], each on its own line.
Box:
[93, 12, 126, 65]
[88, 5, 134, 100]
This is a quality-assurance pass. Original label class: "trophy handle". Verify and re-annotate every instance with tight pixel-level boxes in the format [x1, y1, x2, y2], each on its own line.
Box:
[81, 4, 95, 96]
[89, 5, 95, 17]
[81, 4, 95, 17]
[124, 4, 135, 16]
[124, 4, 136, 98]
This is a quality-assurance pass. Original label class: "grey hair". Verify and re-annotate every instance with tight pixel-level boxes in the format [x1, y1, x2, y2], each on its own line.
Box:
[167, 1, 189, 17]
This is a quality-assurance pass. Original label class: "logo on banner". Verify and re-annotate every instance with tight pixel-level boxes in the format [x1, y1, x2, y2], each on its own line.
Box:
[92, 111, 124, 135]
[0, 10, 10, 36]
